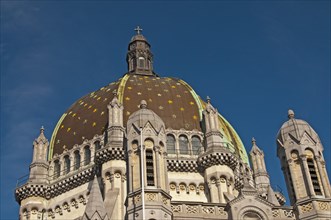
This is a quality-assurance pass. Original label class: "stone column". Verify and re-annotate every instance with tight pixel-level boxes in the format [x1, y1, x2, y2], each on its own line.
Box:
[315, 156, 331, 197]
[216, 178, 224, 203]
[301, 156, 315, 196]
[287, 160, 299, 201]
[154, 146, 161, 188]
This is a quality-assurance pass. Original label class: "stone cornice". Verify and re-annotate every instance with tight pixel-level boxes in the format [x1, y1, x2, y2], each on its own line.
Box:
[15, 166, 95, 203]
[197, 151, 238, 171]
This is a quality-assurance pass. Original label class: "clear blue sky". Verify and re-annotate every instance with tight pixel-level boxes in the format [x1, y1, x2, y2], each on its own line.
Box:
[1, 1, 330, 218]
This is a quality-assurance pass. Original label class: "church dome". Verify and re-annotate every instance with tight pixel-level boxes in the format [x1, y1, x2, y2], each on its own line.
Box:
[277, 109, 321, 147]
[49, 30, 249, 164]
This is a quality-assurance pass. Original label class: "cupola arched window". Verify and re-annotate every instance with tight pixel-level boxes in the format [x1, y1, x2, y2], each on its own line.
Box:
[179, 135, 189, 155]
[64, 155, 70, 174]
[94, 141, 101, 151]
[166, 134, 176, 154]
[146, 149, 155, 186]
[84, 146, 91, 165]
[54, 160, 60, 179]
[138, 57, 145, 68]
[192, 136, 202, 155]
[305, 149, 322, 195]
[74, 151, 80, 170]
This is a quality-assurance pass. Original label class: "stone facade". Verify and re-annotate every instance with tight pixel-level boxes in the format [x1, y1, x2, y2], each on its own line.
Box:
[15, 29, 331, 220]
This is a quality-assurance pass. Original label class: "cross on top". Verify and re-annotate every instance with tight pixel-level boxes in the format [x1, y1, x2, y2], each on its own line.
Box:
[134, 26, 143, 35]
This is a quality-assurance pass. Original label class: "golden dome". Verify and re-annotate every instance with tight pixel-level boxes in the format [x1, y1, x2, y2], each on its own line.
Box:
[49, 73, 248, 164]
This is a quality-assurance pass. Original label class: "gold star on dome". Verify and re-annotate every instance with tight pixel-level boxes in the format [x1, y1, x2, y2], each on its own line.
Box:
[159, 106, 164, 110]
[103, 98, 108, 102]
[88, 105, 92, 109]
[155, 84, 159, 87]
[164, 89, 169, 92]
[172, 114, 177, 118]
[101, 111, 105, 115]
[93, 108, 97, 113]
[161, 82, 166, 84]
[126, 111, 131, 115]
[72, 113, 76, 117]
[128, 86, 132, 90]
[171, 85, 176, 88]
[97, 97, 101, 101]
[73, 131, 77, 135]
[148, 98, 153, 102]
[61, 125, 64, 129]
[193, 115, 198, 120]
[137, 83, 142, 86]
[56, 139, 60, 144]
[106, 88, 111, 92]
[168, 100, 173, 104]
[176, 83, 181, 85]
[92, 122, 97, 127]
[147, 88, 152, 91]
[176, 95, 181, 98]
[125, 97, 130, 101]
[157, 93, 162, 97]
[83, 119, 88, 124]
[180, 107, 185, 111]
[189, 101, 195, 105]
[80, 102, 84, 105]
[84, 103, 88, 107]
[78, 117, 81, 120]
[69, 111, 72, 115]
[67, 128, 71, 132]
[184, 91, 188, 93]
[137, 92, 142, 95]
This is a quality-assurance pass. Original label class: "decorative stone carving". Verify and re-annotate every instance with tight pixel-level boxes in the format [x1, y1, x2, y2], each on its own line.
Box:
[318, 201, 330, 211]
[202, 206, 215, 214]
[218, 207, 227, 216]
[272, 209, 280, 217]
[171, 205, 182, 213]
[146, 193, 156, 201]
[300, 202, 313, 213]
[186, 205, 198, 214]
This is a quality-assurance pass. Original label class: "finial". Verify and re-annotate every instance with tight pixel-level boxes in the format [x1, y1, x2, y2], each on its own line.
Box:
[288, 109, 295, 119]
[134, 26, 143, 35]
[252, 137, 256, 145]
[206, 96, 211, 104]
[140, 100, 147, 109]
[40, 126, 45, 134]
[112, 89, 118, 97]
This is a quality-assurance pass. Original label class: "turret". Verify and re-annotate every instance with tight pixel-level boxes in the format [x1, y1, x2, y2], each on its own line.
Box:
[277, 109, 331, 219]
[126, 100, 172, 220]
[106, 91, 124, 146]
[126, 26, 154, 75]
[249, 137, 270, 194]
[29, 126, 49, 184]
[198, 97, 237, 203]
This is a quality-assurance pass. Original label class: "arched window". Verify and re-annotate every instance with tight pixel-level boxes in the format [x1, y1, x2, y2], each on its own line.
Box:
[84, 146, 91, 165]
[74, 151, 80, 170]
[138, 57, 145, 68]
[54, 160, 60, 179]
[305, 149, 322, 195]
[192, 136, 202, 155]
[166, 135, 176, 154]
[94, 141, 101, 151]
[179, 135, 189, 155]
[242, 212, 263, 220]
[146, 149, 155, 186]
[64, 155, 70, 174]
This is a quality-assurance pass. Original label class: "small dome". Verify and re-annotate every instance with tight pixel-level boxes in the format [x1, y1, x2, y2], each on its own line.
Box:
[277, 110, 321, 146]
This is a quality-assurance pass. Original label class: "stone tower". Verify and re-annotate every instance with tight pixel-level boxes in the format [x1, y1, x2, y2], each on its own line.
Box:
[198, 98, 237, 203]
[126, 100, 172, 220]
[277, 109, 331, 219]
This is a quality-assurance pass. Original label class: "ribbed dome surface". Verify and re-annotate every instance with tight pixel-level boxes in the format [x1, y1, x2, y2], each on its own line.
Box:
[49, 73, 248, 163]
[277, 117, 320, 146]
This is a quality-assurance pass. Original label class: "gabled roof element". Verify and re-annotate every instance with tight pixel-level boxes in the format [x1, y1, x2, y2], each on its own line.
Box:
[82, 176, 109, 220]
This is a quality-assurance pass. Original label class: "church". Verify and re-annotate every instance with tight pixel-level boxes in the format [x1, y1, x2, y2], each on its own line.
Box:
[15, 27, 331, 220]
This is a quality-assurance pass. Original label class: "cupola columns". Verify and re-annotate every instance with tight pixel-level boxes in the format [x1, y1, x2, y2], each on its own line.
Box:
[126, 26, 154, 75]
